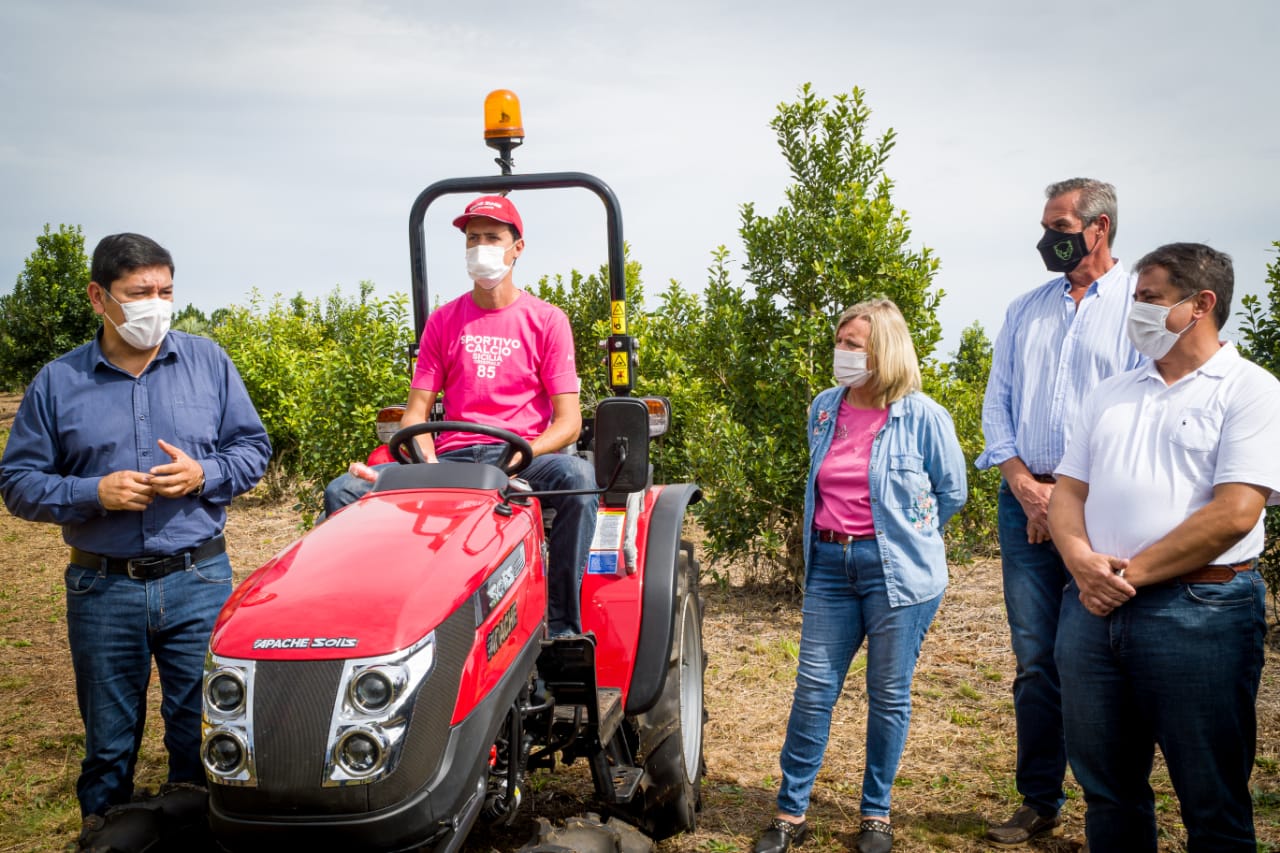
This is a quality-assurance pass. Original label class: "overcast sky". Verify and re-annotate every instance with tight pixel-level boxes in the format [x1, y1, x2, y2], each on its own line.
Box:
[2, 1, 1277, 358]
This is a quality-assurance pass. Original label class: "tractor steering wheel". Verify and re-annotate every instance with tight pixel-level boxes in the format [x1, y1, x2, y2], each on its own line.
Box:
[387, 421, 535, 476]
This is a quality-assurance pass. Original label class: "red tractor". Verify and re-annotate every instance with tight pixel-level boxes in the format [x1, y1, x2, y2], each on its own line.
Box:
[199, 92, 706, 852]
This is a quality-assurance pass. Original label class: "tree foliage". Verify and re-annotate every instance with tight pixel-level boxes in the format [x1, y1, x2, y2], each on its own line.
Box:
[212, 282, 415, 521]
[668, 85, 943, 579]
[922, 323, 998, 560]
[536, 86, 951, 581]
[0, 224, 96, 390]
[532, 249, 649, 411]
[1236, 240, 1280, 609]
[172, 304, 212, 335]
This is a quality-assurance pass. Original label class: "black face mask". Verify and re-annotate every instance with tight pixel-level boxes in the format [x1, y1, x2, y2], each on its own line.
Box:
[1036, 227, 1090, 273]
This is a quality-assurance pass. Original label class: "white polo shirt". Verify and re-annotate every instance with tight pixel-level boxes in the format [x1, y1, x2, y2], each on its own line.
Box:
[1056, 342, 1280, 564]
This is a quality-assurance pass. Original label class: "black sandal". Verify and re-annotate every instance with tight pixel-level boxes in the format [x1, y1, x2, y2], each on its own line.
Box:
[855, 818, 893, 853]
[752, 817, 809, 853]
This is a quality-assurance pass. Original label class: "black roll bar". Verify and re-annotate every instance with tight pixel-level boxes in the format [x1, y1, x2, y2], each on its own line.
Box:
[407, 173, 634, 395]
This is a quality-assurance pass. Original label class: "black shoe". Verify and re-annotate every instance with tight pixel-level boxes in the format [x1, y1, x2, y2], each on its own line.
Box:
[752, 817, 809, 853]
[855, 818, 893, 853]
[985, 805, 1062, 846]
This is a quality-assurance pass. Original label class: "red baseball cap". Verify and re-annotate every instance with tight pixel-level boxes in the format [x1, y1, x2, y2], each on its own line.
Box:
[452, 195, 523, 238]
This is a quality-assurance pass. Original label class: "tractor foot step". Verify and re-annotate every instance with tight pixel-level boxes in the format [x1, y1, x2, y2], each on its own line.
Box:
[597, 687, 623, 744]
[611, 766, 644, 803]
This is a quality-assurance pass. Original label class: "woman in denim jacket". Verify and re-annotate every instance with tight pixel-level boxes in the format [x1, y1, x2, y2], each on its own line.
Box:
[754, 299, 968, 853]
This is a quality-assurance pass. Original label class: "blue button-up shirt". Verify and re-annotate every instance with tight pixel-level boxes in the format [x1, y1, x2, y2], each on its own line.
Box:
[976, 262, 1143, 475]
[803, 387, 968, 608]
[0, 331, 271, 557]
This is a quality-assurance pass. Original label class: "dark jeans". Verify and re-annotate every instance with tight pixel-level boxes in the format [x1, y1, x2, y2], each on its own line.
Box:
[66, 552, 233, 816]
[323, 446, 597, 634]
[997, 481, 1069, 816]
[1057, 573, 1265, 852]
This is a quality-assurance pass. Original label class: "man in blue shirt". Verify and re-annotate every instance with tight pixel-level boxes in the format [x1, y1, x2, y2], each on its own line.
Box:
[976, 180, 1142, 845]
[0, 233, 270, 833]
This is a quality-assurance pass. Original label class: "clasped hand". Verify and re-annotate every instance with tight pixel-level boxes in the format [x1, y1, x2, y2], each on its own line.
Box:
[1068, 551, 1136, 617]
[97, 439, 204, 511]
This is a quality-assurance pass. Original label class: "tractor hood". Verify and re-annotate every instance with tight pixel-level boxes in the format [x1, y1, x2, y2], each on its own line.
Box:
[210, 488, 537, 660]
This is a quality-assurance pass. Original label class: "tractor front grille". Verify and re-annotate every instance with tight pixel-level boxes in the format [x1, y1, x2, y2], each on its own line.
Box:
[213, 604, 474, 817]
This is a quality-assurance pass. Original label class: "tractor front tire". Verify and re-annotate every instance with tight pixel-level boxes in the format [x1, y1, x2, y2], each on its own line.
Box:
[625, 540, 705, 839]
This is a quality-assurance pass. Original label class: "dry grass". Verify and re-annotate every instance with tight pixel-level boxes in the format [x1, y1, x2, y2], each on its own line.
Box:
[1, 388, 1278, 851]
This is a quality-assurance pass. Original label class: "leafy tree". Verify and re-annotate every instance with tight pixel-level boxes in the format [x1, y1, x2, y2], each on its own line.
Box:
[533, 248, 649, 411]
[662, 85, 943, 580]
[213, 282, 415, 520]
[922, 323, 998, 560]
[1236, 240, 1280, 610]
[0, 224, 95, 390]
[172, 304, 212, 335]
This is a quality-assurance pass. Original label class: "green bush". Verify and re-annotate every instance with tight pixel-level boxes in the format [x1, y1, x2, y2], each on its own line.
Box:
[647, 85, 945, 583]
[922, 323, 999, 561]
[212, 283, 415, 521]
[1236, 240, 1280, 611]
[533, 86, 996, 583]
[0, 225, 95, 390]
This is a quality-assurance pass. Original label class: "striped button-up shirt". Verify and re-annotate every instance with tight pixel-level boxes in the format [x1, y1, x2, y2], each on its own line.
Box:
[977, 261, 1143, 476]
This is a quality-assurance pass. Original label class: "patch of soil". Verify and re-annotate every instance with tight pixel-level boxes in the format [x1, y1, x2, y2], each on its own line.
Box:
[1, 484, 1278, 851]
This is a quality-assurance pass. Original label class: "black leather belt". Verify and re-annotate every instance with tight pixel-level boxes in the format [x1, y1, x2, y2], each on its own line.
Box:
[816, 529, 876, 545]
[70, 535, 226, 580]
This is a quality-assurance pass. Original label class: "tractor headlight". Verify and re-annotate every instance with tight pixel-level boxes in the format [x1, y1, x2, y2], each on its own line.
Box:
[348, 666, 404, 714]
[335, 729, 386, 777]
[203, 729, 248, 776]
[642, 396, 671, 437]
[202, 656, 256, 786]
[206, 670, 246, 715]
[323, 632, 436, 786]
[375, 405, 406, 445]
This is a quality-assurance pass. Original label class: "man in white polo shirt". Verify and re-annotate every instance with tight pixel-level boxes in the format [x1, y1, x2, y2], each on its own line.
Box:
[1048, 242, 1280, 851]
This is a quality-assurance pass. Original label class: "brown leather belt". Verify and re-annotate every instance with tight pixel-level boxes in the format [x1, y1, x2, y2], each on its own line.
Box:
[1168, 561, 1254, 585]
[816, 529, 876, 545]
[1031, 473, 1056, 484]
[70, 535, 227, 580]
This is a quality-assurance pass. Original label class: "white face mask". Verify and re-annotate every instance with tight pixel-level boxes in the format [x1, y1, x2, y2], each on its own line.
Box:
[833, 348, 872, 388]
[1126, 294, 1196, 360]
[103, 289, 173, 350]
[466, 244, 512, 289]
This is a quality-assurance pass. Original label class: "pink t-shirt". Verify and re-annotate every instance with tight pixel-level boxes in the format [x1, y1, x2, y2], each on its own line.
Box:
[812, 401, 889, 536]
[412, 290, 580, 453]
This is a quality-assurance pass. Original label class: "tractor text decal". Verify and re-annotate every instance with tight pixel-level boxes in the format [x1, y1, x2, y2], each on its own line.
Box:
[485, 604, 518, 659]
[252, 637, 359, 650]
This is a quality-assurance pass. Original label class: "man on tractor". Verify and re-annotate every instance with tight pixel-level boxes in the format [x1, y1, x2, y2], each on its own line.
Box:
[324, 195, 597, 636]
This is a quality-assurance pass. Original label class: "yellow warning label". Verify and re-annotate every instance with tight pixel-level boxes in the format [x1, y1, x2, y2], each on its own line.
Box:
[610, 351, 629, 385]
[610, 301, 626, 335]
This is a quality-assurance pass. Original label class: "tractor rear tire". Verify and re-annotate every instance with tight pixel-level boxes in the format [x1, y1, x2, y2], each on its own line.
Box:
[625, 540, 705, 839]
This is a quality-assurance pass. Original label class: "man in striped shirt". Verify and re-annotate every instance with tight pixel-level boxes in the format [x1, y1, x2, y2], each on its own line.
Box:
[977, 179, 1143, 846]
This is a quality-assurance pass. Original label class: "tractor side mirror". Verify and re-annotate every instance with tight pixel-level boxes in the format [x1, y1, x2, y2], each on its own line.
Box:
[593, 397, 650, 492]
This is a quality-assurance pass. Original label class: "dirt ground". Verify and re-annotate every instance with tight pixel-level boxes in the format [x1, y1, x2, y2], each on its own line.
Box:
[1, 390, 1279, 852]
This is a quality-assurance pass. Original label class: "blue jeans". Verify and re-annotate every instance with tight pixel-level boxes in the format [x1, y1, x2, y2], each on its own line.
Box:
[65, 551, 233, 816]
[777, 538, 942, 818]
[997, 481, 1068, 816]
[1057, 573, 1265, 852]
[323, 446, 597, 634]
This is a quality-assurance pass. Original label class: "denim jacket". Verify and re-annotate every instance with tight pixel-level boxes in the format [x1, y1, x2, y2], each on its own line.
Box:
[803, 387, 968, 607]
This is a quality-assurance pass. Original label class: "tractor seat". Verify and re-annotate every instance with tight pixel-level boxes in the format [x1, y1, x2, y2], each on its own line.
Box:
[369, 462, 510, 494]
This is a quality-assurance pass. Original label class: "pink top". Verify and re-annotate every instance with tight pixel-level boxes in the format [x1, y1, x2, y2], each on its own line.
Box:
[812, 400, 889, 536]
[412, 291, 580, 453]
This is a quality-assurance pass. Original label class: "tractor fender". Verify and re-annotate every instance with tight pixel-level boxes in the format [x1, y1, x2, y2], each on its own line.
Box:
[625, 482, 701, 715]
